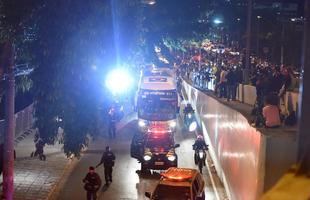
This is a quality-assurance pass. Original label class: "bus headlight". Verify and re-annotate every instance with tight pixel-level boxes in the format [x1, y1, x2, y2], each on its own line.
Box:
[167, 155, 176, 161]
[143, 155, 152, 161]
[138, 120, 146, 127]
[169, 121, 177, 128]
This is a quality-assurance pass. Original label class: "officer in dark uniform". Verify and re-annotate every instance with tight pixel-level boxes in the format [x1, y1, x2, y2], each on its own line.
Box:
[96, 146, 116, 185]
[193, 135, 208, 150]
[108, 108, 117, 139]
[83, 166, 102, 200]
[192, 135, 208, 166]
[183, 103, 194, 114]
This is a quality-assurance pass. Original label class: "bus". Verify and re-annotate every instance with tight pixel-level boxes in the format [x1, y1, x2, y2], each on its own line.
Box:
[136, 67, 178, 133]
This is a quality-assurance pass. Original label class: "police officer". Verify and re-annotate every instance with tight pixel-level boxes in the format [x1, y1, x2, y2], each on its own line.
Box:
[192, 135, 208, 166]
[96, 146, 116, 185]
[183, 103, 194, 114]
[108, 108, 117, 139]
[193, 135, 208, 150]
[83, 166, 102, 200]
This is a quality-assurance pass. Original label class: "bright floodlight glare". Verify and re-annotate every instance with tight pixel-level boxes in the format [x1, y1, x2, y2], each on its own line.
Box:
[213, 19, 223, 24]
[106, 69, 132, 95]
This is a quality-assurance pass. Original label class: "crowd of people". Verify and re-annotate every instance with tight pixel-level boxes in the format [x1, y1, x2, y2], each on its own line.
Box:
[174, 43, 298, 128]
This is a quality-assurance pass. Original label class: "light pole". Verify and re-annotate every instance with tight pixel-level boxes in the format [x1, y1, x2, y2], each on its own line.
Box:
[2, 41, 15, 200]
[256, 16, 262, 58]
[297, 0, 310, 174]
[280, 21, 285, 65]
[244, 0, 253, 84]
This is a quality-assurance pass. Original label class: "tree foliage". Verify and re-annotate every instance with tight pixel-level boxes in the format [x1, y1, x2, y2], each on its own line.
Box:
[31, 0, 143, 156]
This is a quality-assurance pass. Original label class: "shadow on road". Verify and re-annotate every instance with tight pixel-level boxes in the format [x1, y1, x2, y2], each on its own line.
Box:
[136, 170, 161, 180]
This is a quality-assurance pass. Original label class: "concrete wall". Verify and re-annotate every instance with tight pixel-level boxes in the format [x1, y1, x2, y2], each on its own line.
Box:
[183, 80, 298, 200]
[264, 131, 298, 191]
[183, 81, 265, 200]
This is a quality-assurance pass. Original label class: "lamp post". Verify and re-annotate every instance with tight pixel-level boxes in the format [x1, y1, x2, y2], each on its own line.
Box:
[1, 41, 15, 200]
[256, 16, 262, 58]
[297, 0, 310, 174]
[244, 0, 253, 84]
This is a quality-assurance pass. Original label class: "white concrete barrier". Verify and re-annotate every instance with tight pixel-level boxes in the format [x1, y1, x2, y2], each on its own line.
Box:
[183, 80, 297, 200]
[237, 84, 300, 114]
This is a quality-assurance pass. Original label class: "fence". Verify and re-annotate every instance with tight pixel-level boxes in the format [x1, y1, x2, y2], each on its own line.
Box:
[0, 103, 34, 143]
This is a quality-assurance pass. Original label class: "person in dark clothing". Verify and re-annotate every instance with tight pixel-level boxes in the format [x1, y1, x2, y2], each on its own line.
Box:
[226, 68, 238, 101]
[183, 103, 194, 114]
[192, 135, 208, 151]
[269, 69, 284, 94]
[32, 138, 46, 161]
[83, 166, 102, 200]
[192, 135, 208, 166]
[235, 67, 243, 84]
[108, 108, 117, 139]
[96, 146, 116, 185]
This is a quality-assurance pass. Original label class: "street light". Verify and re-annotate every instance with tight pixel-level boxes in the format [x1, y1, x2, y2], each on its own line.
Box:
[105, 68, 133, 95]
[256, 16, 262, 57]
[141, 0, 156, 5]
[213, 19, 223, 25]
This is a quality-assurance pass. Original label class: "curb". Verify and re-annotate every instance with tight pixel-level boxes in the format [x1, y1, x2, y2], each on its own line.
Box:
[46, 157, 80, 200]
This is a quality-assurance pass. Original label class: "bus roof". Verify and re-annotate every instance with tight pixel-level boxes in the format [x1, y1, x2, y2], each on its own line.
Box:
[140, 76, 176, 90]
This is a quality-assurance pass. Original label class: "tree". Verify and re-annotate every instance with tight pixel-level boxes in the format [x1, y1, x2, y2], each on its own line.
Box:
[31, 0, 143, 157]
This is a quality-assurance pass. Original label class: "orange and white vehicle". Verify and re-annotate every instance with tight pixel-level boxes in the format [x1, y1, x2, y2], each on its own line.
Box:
[145, 167, 205, 200]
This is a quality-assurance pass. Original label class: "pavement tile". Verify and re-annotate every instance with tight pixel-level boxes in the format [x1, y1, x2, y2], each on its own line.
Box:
[0, 129, 73, 200]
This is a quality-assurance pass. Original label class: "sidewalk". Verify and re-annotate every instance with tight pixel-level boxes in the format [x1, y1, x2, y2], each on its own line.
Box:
[1, 129, 74, 200]
[0, 100, 136, 200]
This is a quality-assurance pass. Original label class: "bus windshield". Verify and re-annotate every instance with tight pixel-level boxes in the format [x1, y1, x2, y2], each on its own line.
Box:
[138, 91, 177, 121]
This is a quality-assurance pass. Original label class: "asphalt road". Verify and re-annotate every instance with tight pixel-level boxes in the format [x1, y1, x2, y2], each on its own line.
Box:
[57, 113, 227, 200]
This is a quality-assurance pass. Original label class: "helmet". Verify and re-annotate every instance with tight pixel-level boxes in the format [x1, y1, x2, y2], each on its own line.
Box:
[186, 103, 191, 107]
[197, 135, 203, 140]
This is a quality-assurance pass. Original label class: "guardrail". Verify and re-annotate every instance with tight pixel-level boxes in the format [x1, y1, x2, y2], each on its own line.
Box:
[0, 104, 34, 143]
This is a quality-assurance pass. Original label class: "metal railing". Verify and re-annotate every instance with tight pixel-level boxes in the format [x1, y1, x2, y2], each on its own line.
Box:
[0, 103, 34, 143]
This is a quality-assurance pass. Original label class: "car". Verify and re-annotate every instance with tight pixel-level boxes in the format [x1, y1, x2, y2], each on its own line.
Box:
[145, 167, 205, 200]
[130, 131, 180, 171]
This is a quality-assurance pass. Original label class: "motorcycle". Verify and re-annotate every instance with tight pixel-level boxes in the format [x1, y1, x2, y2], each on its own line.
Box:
[184, 110, 197, 132]
[193, 145, 208, 173]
